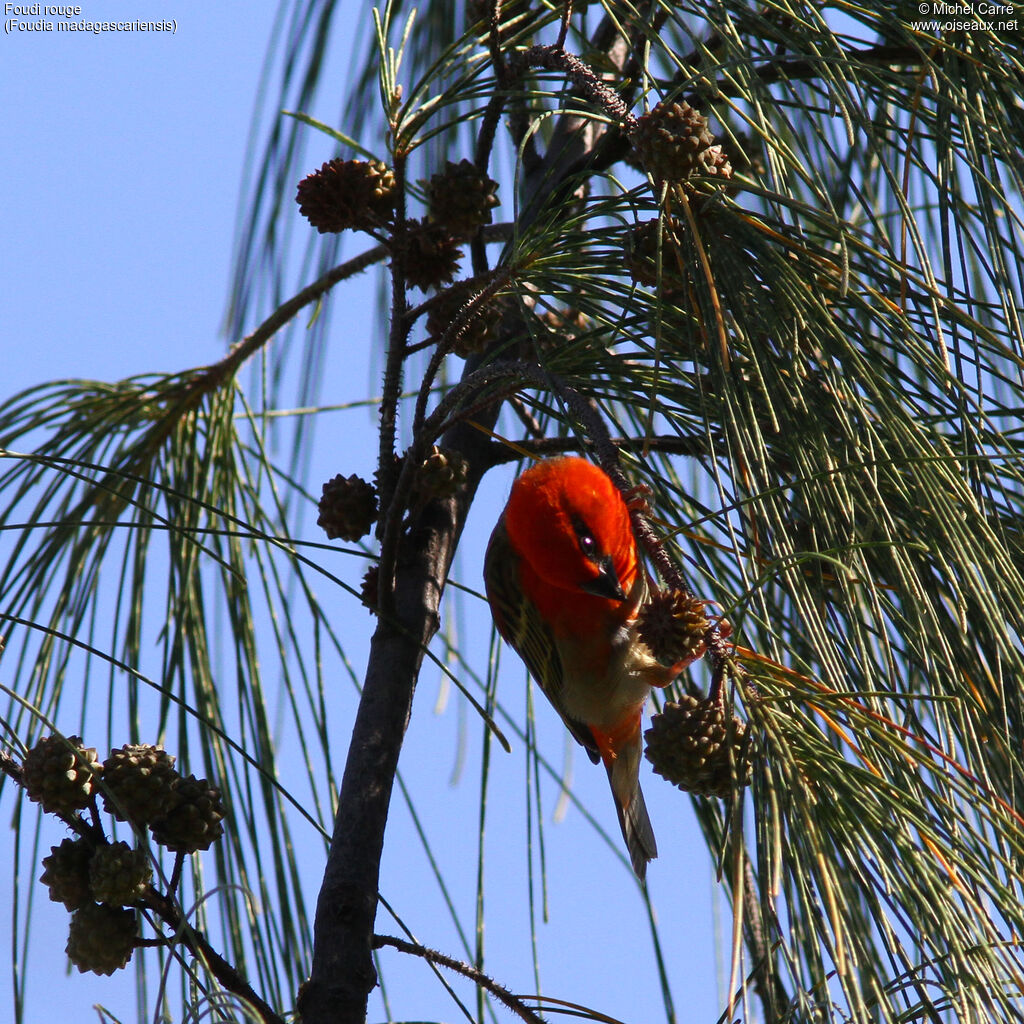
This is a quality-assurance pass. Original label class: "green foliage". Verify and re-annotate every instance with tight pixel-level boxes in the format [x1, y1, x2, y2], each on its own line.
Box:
[3, 0, 1024, 1021]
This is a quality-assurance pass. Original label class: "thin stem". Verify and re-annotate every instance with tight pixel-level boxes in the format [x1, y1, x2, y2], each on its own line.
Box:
[212, 244, 388, 384]
[522, 45, 636, 131]
[376, 153, 411, 552]
[413, 268, 515, 437]
[555, 0, 572, 49]
[143, 887, 285, 1024]
[682, 43, 931, 107]
[373, 934, 548, 1024]
[376, 366, 525, 611]
[741, 849, 786, 1022]
[486, 432, 715, 462]
[165, 850, 185, 899]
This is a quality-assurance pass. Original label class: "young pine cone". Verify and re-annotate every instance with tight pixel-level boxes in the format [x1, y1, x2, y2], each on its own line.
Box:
[66, 903, 137, 976]
[426, 158, 500, 238]
[631, 101, 733, 185]
[645, 695, 750, 799]
[40, 837, 94, 911]
[89, 841, 152, 906]
[22, 735, 98, 816]
[296, 158, 397, 233]
[635, 589, 709, 667]
[150, 774, 226, 853]
[317, 474, 378, 542]
[399, 218, 463, 291]
[622, 218, 687, 289]
[425, 281, 505, 358]
[414, 446, 468, 501]
[100, 743, 179, 827]
[359, 564, 380, 615]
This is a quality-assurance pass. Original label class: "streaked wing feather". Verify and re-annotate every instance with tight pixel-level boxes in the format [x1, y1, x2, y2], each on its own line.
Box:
[485, 516, 599, 762]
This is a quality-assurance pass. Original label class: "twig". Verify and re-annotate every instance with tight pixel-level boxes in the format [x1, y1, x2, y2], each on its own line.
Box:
[180, 220, 519, 412]
[741, 849, 787, 1022]
[519, 44, 636, 130]
[476, 0, 538, 174]
[507, 396, 545, 439]
[555, 0, 572, 48]
[486, 0, 507, 85]
[143, 888, 286, 1024]
[589, 41, 938, 175]
[376, 153, 412, 554]
[376, 363, 528, 604]
[211, 244, 388, 384]
[0, 749, 23, 786]
[412, 267, 515, 436]
[165, 850, 185, 899]
[486, 432, 715, 462]
[682, 43, 933, 108]
[374, 934, 548, 1024]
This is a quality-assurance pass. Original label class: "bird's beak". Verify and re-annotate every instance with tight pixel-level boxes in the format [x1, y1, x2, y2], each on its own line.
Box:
[580, 555, 627, 602]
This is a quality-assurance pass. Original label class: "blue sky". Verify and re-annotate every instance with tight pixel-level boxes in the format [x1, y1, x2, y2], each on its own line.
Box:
[1, 4, 730, 1022]
[2, 3, 281, 1015]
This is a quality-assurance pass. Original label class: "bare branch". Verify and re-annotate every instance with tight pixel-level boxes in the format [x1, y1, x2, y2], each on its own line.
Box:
[373, 934, 549, 1024]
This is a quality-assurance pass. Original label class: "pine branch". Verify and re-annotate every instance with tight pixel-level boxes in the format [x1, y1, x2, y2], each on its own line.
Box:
[143, 888, 286, 1024]
[373, 934, 549, 1024]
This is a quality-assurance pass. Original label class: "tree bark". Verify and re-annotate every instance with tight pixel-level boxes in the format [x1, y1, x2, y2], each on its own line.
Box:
[299, 461, 481, 1021]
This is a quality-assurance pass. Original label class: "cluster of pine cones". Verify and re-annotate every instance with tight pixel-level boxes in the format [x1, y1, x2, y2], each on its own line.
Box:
[297, 156, 499, 294]
[22, 735, 224, 976]
[316, 446, 469, 544]
[636, 589, 752, 798]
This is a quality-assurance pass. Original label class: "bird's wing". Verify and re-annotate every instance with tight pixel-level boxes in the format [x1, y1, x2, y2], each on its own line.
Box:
[484, 516, 600, 763]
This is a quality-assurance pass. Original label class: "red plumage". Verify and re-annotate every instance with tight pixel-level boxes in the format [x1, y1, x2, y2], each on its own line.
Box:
[484, 457, 685, 879]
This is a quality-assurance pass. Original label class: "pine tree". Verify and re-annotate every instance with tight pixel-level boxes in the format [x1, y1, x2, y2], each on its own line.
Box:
[3, 3, 1024, 1022]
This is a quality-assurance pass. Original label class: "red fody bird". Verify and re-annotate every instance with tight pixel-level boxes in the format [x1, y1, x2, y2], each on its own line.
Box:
[484, 456, 685, 879]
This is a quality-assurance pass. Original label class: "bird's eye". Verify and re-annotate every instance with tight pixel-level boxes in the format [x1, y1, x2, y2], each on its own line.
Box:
[571, 516, 600, 561]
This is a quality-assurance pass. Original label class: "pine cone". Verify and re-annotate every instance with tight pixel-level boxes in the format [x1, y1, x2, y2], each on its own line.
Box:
[426, 159, 500, 238]
[623, 218, 687, 289]
[400, 219, 463, 291]
[425, 282, 506, 358]
[22, 735, 98, 816]
[720, 130, 765, 180]
[40, 837, 94, 911]
[317, 474, 378, 542]
[296, 158, 397, 233]
[66, 903, 137, 976]
[89, 841, 152, 906]
[359, 565, 380, 615]
[150, 774, 225, 853]
[100, 744, 179, 827]
[635, 589, 709, 667]
[414, 446, 468, 501]
[631, 101, 733, 185]
[645, 695, 750, 798]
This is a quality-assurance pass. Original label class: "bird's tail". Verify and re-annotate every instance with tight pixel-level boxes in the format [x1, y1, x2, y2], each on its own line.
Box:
[602, 726, 657, 881]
